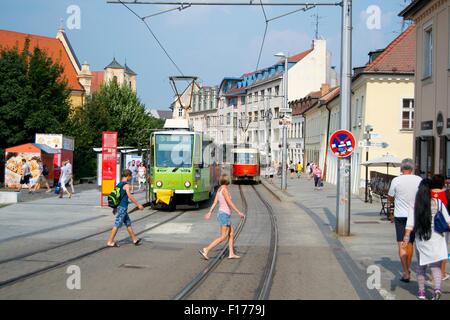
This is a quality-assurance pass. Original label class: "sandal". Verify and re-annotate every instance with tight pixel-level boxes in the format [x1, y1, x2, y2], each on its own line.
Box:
[107, 242, 120, 248]
[198, 249, 209, 260]
[133, 238, 142, 246]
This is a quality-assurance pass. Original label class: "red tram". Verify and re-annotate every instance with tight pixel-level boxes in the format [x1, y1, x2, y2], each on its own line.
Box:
[231, 148, 260, 184]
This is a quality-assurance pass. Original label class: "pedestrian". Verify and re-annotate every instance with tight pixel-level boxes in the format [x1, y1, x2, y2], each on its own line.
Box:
[129, 160, 138, 194]
[32, 159, 51, 193]
[387, 158, 422, 283]
[289, 161, 295, 179]
[429, 174, 450, 282]
[403, 179, 450, 300]
[59, 160, 72, 199]
[17, 159, 32, 193]
[106, 169, 144, 247]
[276, 161, 282, 177]
[296, 162, 303, 179]
[200, 174, 245, 260]
[313, 164, 323, 190]
[137, 162, 147, 192]
[65, 160, 75, 194]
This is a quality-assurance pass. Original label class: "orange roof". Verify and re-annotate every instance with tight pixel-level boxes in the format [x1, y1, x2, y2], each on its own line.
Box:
[364, 25, 416, 73]
[288, 48, 314, 63]
[91, 71, 104, 93]
[6, 143, 41, 154]
[0, 29, 84, 91]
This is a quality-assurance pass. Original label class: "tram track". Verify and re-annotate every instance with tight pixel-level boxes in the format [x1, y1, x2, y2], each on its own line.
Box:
[174, 184, 279, 300]
[0, 204, 158, 265]
[0, 205, 188, 289]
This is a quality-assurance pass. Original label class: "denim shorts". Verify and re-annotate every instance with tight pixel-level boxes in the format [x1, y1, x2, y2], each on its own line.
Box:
[217, 211, 231, 227]
[115, 206, 131, 228]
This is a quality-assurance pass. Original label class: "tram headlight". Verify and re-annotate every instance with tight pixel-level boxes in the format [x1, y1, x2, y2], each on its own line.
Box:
[156, 180, 163, 188]
[184, 181, 191, 188]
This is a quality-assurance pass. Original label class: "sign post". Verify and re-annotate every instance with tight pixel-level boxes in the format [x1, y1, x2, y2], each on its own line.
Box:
[101, 132, 118, 207]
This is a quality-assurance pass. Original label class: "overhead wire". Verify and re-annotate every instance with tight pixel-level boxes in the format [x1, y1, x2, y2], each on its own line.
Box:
[118, 0, 184, 75]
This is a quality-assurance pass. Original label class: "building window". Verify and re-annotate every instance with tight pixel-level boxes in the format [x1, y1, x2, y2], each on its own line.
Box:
[423, 23, 433, 79]
[255, 92, 259, 102]
[241, 96, 246, 106]
[226, 113, 231, 125]
[178, 108, 183, 117]
[260, 90, 265, 101]
[275, 86, 280, 97]
[248, 93, 252, 104]
[402, 99, 415, 130]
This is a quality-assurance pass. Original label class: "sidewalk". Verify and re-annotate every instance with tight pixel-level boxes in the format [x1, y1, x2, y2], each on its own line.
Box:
[262, 175, 450, 300]
[0, 186, 147, 243]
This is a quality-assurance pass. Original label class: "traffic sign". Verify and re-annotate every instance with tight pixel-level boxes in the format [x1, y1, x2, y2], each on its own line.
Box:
[370, 133, 382, 139]
[280, 108, 292, 113]
[330, 129, 356, 158]
[359, 141, 389, 148]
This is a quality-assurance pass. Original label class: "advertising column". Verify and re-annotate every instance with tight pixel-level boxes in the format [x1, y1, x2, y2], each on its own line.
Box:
[101, 132, 118, 206]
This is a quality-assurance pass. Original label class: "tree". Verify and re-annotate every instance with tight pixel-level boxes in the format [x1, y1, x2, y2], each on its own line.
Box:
[0, 39, 71, 183]
[0, 39, 71, 148]
[68, 80, 164, 177]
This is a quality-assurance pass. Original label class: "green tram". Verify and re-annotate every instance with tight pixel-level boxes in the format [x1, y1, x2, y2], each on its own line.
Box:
[149, 120, 220, 210]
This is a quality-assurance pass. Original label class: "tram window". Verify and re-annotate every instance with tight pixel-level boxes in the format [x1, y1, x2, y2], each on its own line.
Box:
[234, 152, 257, 164]
[155, 135, 193, 168]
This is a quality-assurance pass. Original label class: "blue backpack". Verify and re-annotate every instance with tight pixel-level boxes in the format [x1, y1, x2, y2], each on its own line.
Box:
[435, 200, 450, 234]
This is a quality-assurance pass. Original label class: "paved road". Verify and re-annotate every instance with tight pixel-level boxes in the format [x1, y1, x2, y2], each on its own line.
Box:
[0, 177, 445, 299]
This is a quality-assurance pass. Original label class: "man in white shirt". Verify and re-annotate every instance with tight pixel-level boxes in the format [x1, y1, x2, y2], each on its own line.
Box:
[387, 158, 422, 282]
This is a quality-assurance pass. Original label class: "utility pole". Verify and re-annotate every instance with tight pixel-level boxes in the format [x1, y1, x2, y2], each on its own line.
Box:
[281, 55, 289, 190]
[336, 0, 352, 236]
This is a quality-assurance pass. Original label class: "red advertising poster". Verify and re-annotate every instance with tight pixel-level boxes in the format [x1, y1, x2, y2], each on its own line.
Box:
[101, 132, 118, 206]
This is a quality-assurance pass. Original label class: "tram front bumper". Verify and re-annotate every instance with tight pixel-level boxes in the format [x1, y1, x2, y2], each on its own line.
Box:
[155, 190, 174, 205]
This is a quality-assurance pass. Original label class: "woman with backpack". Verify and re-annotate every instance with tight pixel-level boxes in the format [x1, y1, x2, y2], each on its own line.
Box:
[403, 179, 450, 300]
[199, 174, 245, 260]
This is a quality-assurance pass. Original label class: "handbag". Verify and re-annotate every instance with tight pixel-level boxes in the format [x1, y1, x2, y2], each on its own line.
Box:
[434, 200, 450, 234]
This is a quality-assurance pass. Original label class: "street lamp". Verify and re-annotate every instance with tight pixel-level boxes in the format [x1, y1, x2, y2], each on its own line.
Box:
[274, 52, 289, 190]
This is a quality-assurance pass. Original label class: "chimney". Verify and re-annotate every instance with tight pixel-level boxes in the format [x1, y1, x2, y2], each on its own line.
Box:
[320, 83, 330, 97]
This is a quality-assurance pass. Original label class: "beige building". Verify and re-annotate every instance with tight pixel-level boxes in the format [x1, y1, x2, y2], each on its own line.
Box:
[293, 25, 416, 195]
[401, 0, 450, 177]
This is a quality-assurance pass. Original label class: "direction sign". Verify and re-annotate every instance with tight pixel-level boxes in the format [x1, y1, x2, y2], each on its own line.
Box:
[370, 133, 382, 139]
[359, 141, 389, 148]
[330, 129, 356, 158]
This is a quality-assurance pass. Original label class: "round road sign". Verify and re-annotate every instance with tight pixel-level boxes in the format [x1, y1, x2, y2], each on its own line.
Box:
[330, 129, 356, 158]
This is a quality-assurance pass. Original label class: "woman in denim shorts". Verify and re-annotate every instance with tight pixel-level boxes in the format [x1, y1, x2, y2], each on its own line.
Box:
[200, 174, 245, 260]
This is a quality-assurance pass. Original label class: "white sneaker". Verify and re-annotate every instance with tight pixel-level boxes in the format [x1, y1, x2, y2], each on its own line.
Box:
[443, 274, 450, 281]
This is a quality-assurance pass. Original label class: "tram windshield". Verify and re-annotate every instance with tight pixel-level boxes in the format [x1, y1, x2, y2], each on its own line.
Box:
[155, 134, 193, 168]
[234, 152, 258, 165]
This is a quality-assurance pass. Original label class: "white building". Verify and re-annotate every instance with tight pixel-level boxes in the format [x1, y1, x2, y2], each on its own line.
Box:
[216, 39, 336, 166]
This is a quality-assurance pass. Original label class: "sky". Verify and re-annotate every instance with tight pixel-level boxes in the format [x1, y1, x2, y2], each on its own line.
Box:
[1, 0, 412, 110]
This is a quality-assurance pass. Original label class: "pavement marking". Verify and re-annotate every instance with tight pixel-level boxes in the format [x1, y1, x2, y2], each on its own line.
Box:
[145, 222, 193, 235]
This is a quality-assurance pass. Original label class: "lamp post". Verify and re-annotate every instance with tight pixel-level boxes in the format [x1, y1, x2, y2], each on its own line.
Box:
[275, 52, 289, 190]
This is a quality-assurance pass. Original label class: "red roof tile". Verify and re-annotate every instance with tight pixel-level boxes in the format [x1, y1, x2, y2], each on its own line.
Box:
[0, 29, 84, 91]
[288, 48, 314, 63]
[364, 25, 416, 73]
[91, 71, 104, 93]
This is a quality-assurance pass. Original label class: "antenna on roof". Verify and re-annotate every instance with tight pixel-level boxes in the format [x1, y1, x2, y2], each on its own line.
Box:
[311, 12, 324, 40]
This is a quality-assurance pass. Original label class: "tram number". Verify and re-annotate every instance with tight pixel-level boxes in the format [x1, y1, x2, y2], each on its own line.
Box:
[228, 304, 265, 317]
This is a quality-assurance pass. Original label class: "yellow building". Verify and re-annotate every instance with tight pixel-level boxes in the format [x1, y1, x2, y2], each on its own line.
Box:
[295, 26, 416, 195]
[401, 0, 450, 177]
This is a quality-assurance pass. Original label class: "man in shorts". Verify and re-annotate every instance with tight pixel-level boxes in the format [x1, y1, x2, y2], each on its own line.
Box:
[388, 158, 422, 282]
[32, 159, 51, 193]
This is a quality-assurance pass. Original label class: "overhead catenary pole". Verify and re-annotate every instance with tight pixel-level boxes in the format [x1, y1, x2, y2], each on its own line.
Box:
[336, 0, 352, 236]
[281, 55, 288, 190]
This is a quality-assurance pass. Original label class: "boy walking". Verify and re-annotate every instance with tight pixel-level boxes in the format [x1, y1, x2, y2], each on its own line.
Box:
[107, 169, 144, 247]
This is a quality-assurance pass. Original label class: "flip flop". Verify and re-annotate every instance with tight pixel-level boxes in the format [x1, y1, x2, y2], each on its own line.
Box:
[107, 242, 120, 248]
[198, 249, 209, 260]
[228, 255, 241, 259]
[133, 238, 142, 246]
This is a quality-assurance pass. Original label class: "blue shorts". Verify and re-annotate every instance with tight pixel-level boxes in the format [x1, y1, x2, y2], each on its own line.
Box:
[115, 207, 131, 228]
[217, 211, 231, 227]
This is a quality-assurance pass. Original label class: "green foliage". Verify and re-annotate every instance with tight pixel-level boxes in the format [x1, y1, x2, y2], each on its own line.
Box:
[68, 81, 164, 177]
[0, 39, 71, 149]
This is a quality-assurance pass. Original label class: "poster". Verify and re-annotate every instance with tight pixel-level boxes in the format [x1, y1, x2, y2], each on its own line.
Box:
[101, 132, 118, 198]
[5, 152, 40, 188]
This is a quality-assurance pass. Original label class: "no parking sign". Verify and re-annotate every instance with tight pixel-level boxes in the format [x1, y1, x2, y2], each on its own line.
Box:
[330, 129, 356, 158]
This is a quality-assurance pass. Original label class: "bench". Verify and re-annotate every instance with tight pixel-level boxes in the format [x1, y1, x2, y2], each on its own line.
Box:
[79, 176, 96, 184]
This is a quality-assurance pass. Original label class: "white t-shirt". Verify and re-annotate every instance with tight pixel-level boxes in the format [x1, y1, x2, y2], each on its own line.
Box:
[66, 163, 72, 175]
[387, 174, 422, 218]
